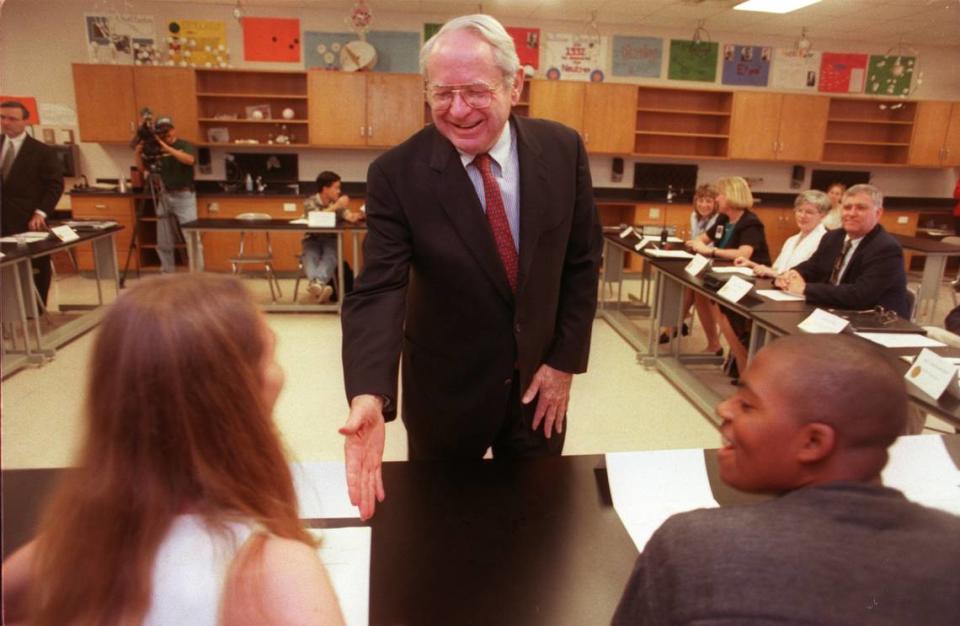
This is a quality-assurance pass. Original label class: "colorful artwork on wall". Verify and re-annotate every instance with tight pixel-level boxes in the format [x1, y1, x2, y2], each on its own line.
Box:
[865, 55, 915, 96]
[818, 52, 868, 93]
[771, 48, 821, 90]
[506, 27, 540, 70]
[304, 32, 354, 70]
[165, 20, 228, 68]
[720, 44, 771, 87]
[667, 39, 718, 82]
[84, 13, 156, 64]
[542, 32, 607, 82]
[242, 17, 301, 63]
[611, 36, 662, 78]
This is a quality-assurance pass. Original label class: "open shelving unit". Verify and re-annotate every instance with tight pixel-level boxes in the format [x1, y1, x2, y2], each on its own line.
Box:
[196, 68, 309, 146]
[634, 87, 732, 158]
[823, 98, 917, 164]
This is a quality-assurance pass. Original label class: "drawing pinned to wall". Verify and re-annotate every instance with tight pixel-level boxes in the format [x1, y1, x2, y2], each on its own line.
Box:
[771, 48, 821, 90]
[542, 32, 607, 82]
[612, 36, 662, 78]
[84, 14, 156, 64]
[721, 44, 771, 86]
[866, 55, 915, 96]
[242, 17, 301, 62]
[366, 31, 419, 73]
[668, 39, 718, 82]
[304, 31, 355, 70]
[818, 52, 868, 93]
[506, 27, 540, 71]
[165, 20, 229, 68]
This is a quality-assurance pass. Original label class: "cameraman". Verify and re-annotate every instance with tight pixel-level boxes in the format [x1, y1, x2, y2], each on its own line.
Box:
[134, 115, 203, 272]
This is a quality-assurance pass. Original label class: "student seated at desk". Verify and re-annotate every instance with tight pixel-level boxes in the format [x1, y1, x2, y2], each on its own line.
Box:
[1, 275, 344, 626]
[302, 170, 364, 303]
[735, 189, 830, 277]
[612, 334, 960, 626]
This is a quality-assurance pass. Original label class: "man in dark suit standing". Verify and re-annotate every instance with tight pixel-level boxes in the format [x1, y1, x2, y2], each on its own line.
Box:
[340, 14, 602, 518]
[1, 100, 64, 305]
[776, 183, 910, 318]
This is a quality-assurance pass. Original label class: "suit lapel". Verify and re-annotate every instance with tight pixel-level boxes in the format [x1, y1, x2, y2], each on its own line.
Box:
[842, 224, 882, 283]
[514, 116, 548, 296]
[429, 127, 514, 304]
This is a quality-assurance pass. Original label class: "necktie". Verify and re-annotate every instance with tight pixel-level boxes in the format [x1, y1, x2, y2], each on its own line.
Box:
[830, 238, 853, 285]
[473, 153, 518, 292]
[1, 143, 15, 182]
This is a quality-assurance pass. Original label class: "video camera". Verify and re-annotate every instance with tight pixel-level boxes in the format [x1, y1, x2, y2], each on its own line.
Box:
[130, 107, 165, 168]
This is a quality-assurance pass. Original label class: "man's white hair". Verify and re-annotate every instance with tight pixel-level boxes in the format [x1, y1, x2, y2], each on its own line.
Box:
[419, 14, 520, 85]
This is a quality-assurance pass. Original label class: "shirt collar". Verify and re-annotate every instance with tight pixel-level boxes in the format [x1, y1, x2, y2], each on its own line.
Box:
[3, 131, 27, 151]
[458, 121, 512, 170]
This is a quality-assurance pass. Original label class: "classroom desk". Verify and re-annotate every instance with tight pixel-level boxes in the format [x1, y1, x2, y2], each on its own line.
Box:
[3, 454, 637, 626]
[599, 233, 654, 354]
[0, 225, 121, 376]
[892, 234, 960, 324]
[180, 218, 366, 313]
[0, 247, 42, 374]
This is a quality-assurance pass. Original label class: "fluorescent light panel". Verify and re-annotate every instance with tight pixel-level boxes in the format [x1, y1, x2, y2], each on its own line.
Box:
[734, 0, 822, 13]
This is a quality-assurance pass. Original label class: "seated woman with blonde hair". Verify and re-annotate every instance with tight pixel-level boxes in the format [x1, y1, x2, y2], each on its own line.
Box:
[2, 274, 344, 626]
[735, 189, 830, 278]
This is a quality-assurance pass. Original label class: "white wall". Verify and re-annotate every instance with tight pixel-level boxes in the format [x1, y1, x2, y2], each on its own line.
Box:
[2, 0, 958, 198]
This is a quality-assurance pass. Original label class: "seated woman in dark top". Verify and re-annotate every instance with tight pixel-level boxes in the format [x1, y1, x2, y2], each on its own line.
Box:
[686, 176, 770, 380]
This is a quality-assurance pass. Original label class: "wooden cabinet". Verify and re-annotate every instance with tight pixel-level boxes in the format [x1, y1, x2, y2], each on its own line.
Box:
[308, 72, 422, 148]
[909, 101, 960, 167]
[73, 65, 198, 143]
[823, 97, 916, 165]
[70, 195, 136, 271]
[196, 69, 307, 147]
[529, 81, 636, 154]
[634, 87, 732, 158]
[729, 93, 828, 161]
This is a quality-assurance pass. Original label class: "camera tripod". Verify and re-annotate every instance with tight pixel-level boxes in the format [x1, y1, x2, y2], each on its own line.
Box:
[119, 168, 187, 287]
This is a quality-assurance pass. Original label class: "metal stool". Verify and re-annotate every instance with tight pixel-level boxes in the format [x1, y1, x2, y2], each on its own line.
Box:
[229, 213, 282, 302]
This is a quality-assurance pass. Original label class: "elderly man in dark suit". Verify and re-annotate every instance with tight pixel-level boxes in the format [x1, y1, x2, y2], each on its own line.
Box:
[340, 14, 602, 518]
[1, 100, 64, 305]
[776, 183, 910, 318]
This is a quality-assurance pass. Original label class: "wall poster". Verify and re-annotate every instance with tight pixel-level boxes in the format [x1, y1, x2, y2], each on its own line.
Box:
[84, 13, 156, 64]
[667, 39, 718, 82]
[865, 55, 915, 96]
[242, 17, 301, 63]
[771, 48, 821, 90]
[818, 52, 868, 93]
[721, 44, 771, 87]
[542, 32, 607, 82]
[611, 36, 662, 78]
[166, 19, 228, 68]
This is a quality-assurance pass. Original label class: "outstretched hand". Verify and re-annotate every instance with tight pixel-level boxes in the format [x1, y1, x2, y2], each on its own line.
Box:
[522, 364, 573, 439]
[339, 394, 386, 520]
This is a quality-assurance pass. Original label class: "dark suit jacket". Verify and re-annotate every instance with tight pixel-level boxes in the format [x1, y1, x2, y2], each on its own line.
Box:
[1, 134, 63, 235]
[341, 116, 601, 452]
[793, 224, 910, 318]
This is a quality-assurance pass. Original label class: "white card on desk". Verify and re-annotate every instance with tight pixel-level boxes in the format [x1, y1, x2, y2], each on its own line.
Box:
[716, 275, 753, 303]
[684, 253, 711, 277]
[798, 308, 849, 334]
[634, 237, 653, 251]
[905, 349, 960, 400]
[855, 332, 946, 349]
[50, 225, 79, 242]
[644, 248, 694, 259]
[756, 289, 804, 302]
[711, 266, 755, 276]
[308, 210, 336, 227]
[618, 226, 634, 239]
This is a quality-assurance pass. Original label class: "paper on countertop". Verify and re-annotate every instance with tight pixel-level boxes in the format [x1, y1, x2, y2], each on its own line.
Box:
[854, 332, 946, 349]
[606, 449, 718, 551]
[65, 220, 118, 229]
[289, 218, 309, 225]
[0, 231, 51, 243]
[291, 461, 360, 519]
[643, 248, 694, 259]
[756, 289, 805, 302]
[717, 275, 753, 303]
[798, 308, 849, 334]
[711, 266, 755, 276]
[310, 527, 371, 626]
[903, 349, 960, 400]
[882, 434, 960, 515]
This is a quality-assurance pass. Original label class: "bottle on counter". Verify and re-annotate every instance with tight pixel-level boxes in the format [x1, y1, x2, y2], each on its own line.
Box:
[244, 173, 253, 192]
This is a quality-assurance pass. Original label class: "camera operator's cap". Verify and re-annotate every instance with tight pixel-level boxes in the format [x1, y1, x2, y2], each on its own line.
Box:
[154, 116, 174, 131]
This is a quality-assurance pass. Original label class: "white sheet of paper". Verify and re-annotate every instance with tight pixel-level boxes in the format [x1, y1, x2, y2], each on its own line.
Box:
[798, 308, 849, 334]
[0, 231, 50, 243]
[711, 266, 755, 276]
[882, 434, 960, 515]
[308, 211, 336, 227]
[50, 225, 79, 242]
[854, 332, 946, 349]
[716, 275, 753, 303]
[904, 349, 960, 400]
[756, 289, 805, 302]
[291, 462, 360, 519]
[606, 449, 718, 551]
[289, 218, 309, 225]
[309, 527, 371, 626]
[644, 249, 694, 259]
[684, 254, 711, 277]
[618, 226, 634, 239]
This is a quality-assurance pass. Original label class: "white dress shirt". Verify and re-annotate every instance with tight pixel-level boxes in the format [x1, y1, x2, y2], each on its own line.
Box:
[458, 122, 520, 252]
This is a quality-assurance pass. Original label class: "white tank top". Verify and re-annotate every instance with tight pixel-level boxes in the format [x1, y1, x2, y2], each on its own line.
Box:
[142, 514, 256, 626]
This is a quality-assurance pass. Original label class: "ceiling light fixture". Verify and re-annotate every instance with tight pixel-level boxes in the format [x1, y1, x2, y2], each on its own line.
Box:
[734, 0, 822, 14]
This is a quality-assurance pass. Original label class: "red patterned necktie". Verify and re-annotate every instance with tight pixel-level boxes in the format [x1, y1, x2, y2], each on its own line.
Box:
[473, 153, 518, 292]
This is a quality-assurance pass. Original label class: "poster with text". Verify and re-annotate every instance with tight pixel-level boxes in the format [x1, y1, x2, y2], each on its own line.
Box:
[818, 52, 868, 93]
[242, 17, 301, 62]
[542, 32, 607, 82]
[506, 27, 540, 70]
[84, 14, 156, 64]
[865, 55, 915, 96]
[771, 48, 821, 90]
[721, 44, 771, 86]
[612, 36, 662, 78]
[668, 39, 718, 82]
[166, 20, 228, 67]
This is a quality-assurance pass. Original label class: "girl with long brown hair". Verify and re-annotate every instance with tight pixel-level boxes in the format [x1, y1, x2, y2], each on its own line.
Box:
[2, 274, 344, 626]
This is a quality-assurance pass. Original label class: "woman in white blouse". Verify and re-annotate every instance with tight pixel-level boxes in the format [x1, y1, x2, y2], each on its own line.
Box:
[736, 189, 831, 278]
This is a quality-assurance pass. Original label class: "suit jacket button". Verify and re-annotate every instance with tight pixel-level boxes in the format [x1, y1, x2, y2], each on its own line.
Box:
[514, 322, 521, 333]
[504, 377, 512, 386]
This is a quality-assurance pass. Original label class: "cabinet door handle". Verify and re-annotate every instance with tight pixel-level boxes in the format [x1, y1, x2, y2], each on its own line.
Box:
[95, 204, 107, 209]
[367, 126, 373, 137]
[360, 126, 365, 137]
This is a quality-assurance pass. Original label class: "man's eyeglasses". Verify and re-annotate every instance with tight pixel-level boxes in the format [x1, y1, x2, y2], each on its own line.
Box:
[426, 82, 501, 110]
